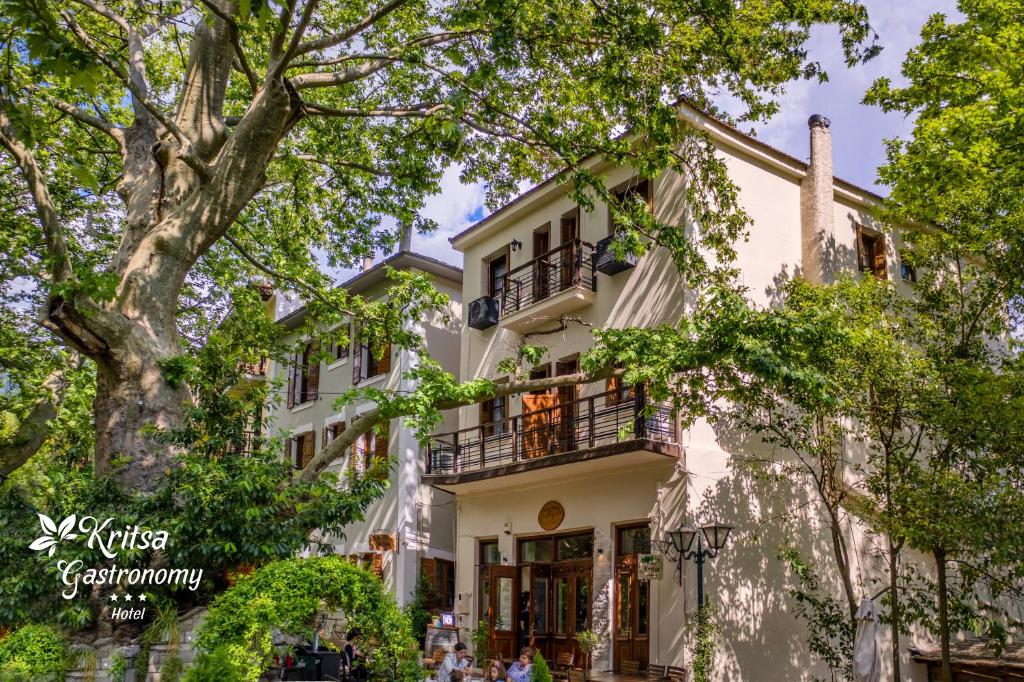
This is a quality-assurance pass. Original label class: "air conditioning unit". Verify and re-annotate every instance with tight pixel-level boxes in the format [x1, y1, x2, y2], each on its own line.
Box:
[595, 235, 638, 275]
[468, 296, 499, 330]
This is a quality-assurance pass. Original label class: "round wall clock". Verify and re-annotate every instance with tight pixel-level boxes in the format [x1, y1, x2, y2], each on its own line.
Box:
[538, 500, 565, 531]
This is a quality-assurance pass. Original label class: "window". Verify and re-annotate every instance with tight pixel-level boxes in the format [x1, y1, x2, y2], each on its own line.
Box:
[605, 375, 635, 407]
[333, 323, 351, 362]
[557, 533, 594, 561]
[618, 526, 651, 555]
[287, 430, 316, 469]
[480, 390, 508, 437]
[609, 178, 652, 235]
[286, 341, 319, 408]
[857, 226, 887, 279]
[421, 558, 455, 611]
[481, 540, 501, 565]
[351, 321, 391, 384]
[900, 253, 917, 283]
[323, 421, 346, 449]
[352, 421, 389, 475]
[487, 252, 508, 302]
[518, 538, 554, 563]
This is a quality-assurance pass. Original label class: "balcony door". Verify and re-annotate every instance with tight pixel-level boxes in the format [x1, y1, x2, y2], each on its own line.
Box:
[533, 226, 551, 302]
[560, 210, 580, 289]
[555, 359, 579, 453]
[552, 563, 592, 664]
[523, 366, 555, 459]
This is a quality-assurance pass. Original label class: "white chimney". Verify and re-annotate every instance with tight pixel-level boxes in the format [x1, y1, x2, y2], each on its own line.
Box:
[800, 114, 834, 283]
[399, 225, 412, 252]
[362, 254, 374, 271]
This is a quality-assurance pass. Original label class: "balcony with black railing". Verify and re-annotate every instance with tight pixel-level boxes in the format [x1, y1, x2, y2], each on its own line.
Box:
[497, 239, 597, 332]
[423, 383, 678, 489]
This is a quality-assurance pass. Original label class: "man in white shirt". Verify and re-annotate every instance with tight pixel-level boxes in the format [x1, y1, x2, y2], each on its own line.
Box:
[437, 642, 469, 681]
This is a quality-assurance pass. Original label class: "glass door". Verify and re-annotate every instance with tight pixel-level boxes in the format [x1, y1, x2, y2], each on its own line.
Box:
[614, 524, 651, 670]
[489, 565, 518, 661]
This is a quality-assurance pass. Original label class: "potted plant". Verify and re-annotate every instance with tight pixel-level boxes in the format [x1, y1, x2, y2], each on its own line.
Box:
[574, 629, 600, 679]
[470, 619, 490, 662]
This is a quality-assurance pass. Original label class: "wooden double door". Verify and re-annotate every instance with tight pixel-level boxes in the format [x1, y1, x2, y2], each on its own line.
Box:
[483, 560, 592, 665]
[613, 524, 651, 670]
[521, 360, 579, 460]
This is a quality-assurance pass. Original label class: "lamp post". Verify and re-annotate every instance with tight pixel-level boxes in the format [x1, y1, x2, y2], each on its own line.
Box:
[654, 521, 732, 609]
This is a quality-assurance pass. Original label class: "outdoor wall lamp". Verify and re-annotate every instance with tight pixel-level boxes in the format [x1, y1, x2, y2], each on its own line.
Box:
[654, 521, 733, 609]
[510, 239, 523, 252]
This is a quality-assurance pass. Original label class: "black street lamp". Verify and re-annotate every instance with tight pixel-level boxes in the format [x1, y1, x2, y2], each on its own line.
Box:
[654, 521, 733, 609]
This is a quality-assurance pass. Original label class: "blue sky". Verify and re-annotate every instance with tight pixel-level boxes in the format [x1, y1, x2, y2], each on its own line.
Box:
[356, 1, 961, 275]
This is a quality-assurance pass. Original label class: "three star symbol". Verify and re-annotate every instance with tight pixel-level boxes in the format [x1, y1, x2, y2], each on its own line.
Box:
[109, 593, 148, 602]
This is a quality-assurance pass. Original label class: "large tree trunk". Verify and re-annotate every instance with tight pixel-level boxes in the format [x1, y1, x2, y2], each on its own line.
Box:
[92, 326, 191, 490]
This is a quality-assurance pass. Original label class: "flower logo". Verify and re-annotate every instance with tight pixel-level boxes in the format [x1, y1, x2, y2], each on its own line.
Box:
[29, 514, 78, 556]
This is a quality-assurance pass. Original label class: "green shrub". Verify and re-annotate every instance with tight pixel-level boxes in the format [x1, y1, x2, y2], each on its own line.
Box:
[195, 556, 421, 681]
[184, 646, 249, 682]
[532, 651, 553, 682]
[690, 603, 718, 682]
[0, 624, 66, 681]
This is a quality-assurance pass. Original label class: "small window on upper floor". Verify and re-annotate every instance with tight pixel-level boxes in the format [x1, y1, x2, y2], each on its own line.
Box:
[609, 177, 652, 235]
[857, 225, 887, 280]
[351, 321, 391, 384]
[487, 252, 508, 300]
[899, 252, 917, 283]
[333, 322, 351, 362]
[286, 341, 319, 408]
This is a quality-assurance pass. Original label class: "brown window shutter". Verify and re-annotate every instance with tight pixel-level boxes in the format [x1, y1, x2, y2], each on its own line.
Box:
[301, 431, 315, 469]
[306, 343, 319, 401]
[322, 428, 328, 449]
[378, 343, 391, 374]
[372, 552, 383, 578]
[286, 360, 295, 409]
[606, 376, 621, 406]
[856, 225, 867, 271]
[872, 236, 887, 279]
[375, 421, 390, 461]
[352, 322, 362, 385]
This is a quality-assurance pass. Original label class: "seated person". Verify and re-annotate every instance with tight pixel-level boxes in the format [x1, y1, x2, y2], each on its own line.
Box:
[484, 659, 508, 681]
[507, 647, 533, 682]
[437, 642, 469, 681]
[450, 671, 466, 682]
[344, 629, 367, 681]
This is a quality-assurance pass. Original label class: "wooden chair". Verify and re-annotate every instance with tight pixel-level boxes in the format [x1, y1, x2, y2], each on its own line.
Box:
[553, 652, 575, 681]
[647, 663, 667, 681]
[621, 659, 641, 674]
[665, 665, 688, 682]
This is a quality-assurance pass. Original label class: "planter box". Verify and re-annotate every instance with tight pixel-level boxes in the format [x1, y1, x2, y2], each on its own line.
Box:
[595, 235, 637, 275]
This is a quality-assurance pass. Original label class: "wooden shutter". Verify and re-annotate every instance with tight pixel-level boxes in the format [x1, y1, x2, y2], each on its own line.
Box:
[606, 376, 621, 406]
[371, 552, 384, 578]
[856, 225, 867, 271]
[285, 436, 294, 463]
[286, 360, 295, 409]
[352, 322, 362, 385]
[300, 431, 315, 468]
[306, 342, 319, 401]
[375, 421, 390, 461]
[322, 427, 328, 448]
[872, 236, 887, 279]
[377, 343, 391, 374]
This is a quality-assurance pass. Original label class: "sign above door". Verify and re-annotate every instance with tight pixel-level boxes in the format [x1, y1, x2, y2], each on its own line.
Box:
[538, 500, 565, 531]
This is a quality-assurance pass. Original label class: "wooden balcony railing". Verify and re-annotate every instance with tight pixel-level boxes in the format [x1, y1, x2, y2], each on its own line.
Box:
[500, 239, 596, 316]
[425, 384, 675, 476]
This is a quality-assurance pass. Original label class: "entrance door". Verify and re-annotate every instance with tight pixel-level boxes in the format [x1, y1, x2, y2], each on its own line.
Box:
[489, 565, 518, 661]
[526, 563, 551, 659]
[551, 564, 592, 665]
[614, 525, 651, 670]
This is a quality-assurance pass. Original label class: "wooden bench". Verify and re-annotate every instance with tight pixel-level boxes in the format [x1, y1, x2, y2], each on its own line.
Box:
[666, 665, 688, 682]
[647, 663, 667, 681]
[553, 652, 575, 680]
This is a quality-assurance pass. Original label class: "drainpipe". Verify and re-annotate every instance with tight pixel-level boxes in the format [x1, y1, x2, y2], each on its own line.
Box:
[800, 114, 834, 284]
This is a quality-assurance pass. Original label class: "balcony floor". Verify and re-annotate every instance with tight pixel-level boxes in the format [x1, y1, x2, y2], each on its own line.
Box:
[501, 285, 597, 333]
[423, 438, 679, 494]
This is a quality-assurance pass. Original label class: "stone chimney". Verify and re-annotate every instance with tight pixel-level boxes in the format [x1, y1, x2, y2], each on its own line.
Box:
[399, 225, 412, 252]
[800, 114, 834, 283]
[362, 254, 374, 271]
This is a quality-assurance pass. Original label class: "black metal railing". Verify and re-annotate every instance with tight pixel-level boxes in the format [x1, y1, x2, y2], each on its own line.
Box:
[500, 239, 596, 316]
[425, 384, 675, 476]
